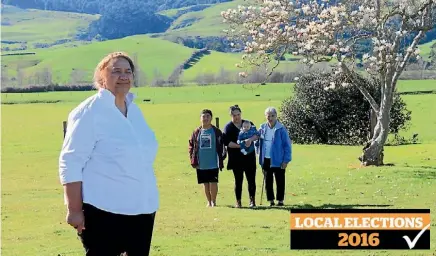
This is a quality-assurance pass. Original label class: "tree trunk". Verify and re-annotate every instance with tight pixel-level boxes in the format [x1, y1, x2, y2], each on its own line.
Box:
[360, 85, 393, 166]
[369, 108, 377, 140]
[360, 120, 386, 166]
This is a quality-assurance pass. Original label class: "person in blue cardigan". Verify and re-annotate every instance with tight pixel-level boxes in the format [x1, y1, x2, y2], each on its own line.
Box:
[255, 106, 292, 207]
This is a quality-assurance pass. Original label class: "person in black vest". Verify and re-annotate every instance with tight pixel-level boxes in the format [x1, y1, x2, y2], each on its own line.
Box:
[223, 105, 259, 208]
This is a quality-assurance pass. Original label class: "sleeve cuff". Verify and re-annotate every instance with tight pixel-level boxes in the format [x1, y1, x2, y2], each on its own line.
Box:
[59, 168, 83, 185]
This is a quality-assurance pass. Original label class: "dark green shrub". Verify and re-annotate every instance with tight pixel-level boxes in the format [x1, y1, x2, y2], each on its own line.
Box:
[279, 71, 412, 145]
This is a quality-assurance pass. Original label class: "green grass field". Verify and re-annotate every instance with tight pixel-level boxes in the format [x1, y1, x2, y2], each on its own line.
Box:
[2, 81, 436, 256]
[2, 80, 435, 104]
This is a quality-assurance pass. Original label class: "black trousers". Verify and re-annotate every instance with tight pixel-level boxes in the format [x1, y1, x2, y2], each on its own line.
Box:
[232, 167, 256, 201]
[78, 203, 156, 256]
[262, 158, 285, 201]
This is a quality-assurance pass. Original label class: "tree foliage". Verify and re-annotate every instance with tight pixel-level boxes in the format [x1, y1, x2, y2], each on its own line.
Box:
[222, 0, 435, 166]
[279, 71, 411, 145]
[85, 1, 172, 40]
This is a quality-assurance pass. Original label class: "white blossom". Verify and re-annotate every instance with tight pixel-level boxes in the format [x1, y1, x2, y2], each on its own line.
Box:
[239, 72, 248, 78]
[220, 0, 435, 78]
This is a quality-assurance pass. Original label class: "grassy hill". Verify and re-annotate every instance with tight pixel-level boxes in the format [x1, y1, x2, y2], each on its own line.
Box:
[418, 40, 435, 61]
[1, 39, 302, 86]
[158, 4, 214, 20]
[1, 1, 435, 87]
[2, 35, 195, 85]
[2, 36, 433, 86]
[1, 5, 99, 50]
[182, 50, 303, 82]
[158, 0, 245, 38]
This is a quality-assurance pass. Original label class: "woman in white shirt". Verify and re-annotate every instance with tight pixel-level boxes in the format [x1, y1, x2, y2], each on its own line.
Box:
[58, 52, 159, 256]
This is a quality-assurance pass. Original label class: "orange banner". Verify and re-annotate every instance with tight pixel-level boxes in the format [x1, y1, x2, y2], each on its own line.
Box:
[290, 213, 431, 230]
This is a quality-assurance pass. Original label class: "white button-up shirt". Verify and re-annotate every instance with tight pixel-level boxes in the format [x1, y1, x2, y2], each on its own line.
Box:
[58, 89, 159, 215]
[264, 124, 274, 159]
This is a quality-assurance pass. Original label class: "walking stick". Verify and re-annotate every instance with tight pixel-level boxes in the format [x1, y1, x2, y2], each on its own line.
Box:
[260, 169, 265, 205]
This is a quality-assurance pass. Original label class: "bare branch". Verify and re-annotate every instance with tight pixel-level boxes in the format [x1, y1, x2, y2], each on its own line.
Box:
[341, 62, 380, 114]
[393, 30, 425, 88]
[403, 0, 433, 21]
[392, 3, 432, 89]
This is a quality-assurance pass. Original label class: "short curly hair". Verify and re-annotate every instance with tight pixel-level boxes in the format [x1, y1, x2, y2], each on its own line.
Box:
[201, 109, 213, 117]
[93, 52, 135, 89]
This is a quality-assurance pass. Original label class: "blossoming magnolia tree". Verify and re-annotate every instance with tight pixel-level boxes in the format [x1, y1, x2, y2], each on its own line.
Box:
[221, 0, 436, 166]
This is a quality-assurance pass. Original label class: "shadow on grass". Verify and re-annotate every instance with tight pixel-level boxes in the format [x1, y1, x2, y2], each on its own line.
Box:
[398, 166, 436, 179]
[2, 100, 63, 104]
[410, 170, 436, 179]
[223, 203, 393, 211]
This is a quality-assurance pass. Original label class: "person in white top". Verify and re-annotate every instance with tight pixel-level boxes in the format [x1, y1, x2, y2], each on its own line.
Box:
[255, 107, 292, 207]
[58, 52, 159, 256]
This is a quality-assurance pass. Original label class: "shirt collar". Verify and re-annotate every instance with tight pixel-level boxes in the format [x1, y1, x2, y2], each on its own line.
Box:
[97, 88, 136, 106]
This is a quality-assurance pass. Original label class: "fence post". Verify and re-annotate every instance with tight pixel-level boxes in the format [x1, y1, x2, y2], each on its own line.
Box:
[63, 121, 67, 138]
[215, 117, 220, 128]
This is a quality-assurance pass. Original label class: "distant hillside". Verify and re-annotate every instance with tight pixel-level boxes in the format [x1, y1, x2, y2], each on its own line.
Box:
[160, 0, 242, 37]
[1, 34, 308, 87]
[155, 0, 436, 54]
[1, 0, 232, 14]
[181, 50, 302, 81]
[1, 0, 232, 42]
[153, 0, 245, 52]
[1, 1, 435, 88]
[418, 41, 435, 61]
[1, 5, 99, 50]
[2, 1, 435, 54]
[1, 35, 195, 85]
[158, 4, 213, 20]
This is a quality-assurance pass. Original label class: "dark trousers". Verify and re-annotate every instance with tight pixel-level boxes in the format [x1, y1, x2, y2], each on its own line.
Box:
[79, 203, 156, 256]
[233, 167, 256, 201]
[262, 158, 285, 201]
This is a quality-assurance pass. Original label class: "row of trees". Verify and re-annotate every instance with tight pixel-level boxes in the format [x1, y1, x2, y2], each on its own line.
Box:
[3, 62, 435, 90]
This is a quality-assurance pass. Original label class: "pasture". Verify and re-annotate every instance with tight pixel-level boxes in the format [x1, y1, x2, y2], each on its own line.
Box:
[159, 0, 246, 37]
[1, 81, 436, 256]
[1, 33, 300, 85]
[2, 2, 434, 86]
[0, 5, 98, 49]
[1, 35, 194, 84]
